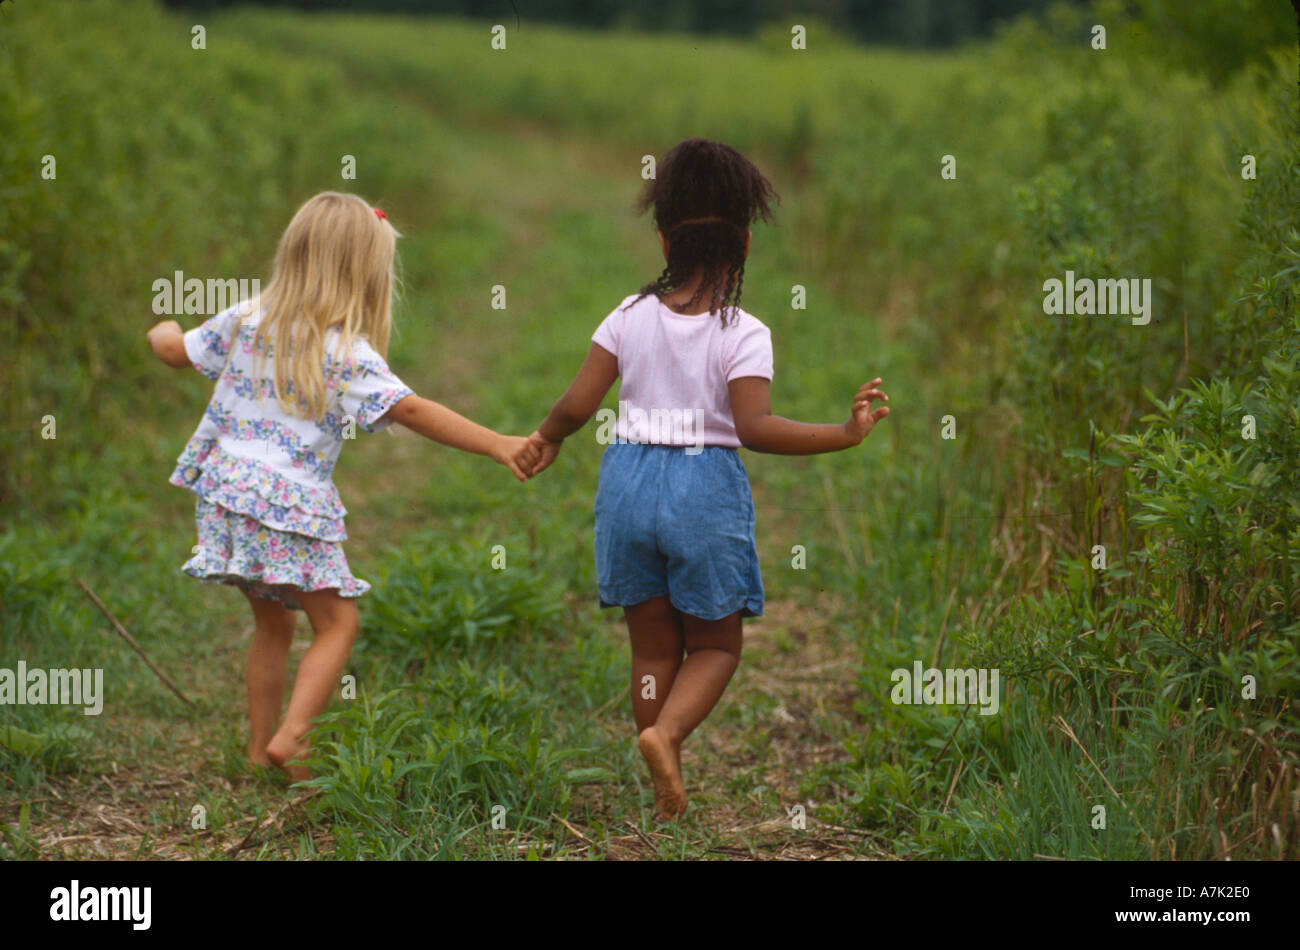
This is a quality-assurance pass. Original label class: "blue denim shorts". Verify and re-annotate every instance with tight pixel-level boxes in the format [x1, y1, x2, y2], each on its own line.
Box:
[594, 442, 764, 620]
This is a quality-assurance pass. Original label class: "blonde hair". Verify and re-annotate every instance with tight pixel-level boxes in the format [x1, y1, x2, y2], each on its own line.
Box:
[244, 192, 399, 420]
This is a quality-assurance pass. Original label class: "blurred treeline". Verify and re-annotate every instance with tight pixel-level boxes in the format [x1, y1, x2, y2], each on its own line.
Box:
[163, 0, 1089, 46]
[158, 0, 1295, 64]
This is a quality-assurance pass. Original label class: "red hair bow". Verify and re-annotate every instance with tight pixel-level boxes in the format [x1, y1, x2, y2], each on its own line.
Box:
[373, 207, 387, 220]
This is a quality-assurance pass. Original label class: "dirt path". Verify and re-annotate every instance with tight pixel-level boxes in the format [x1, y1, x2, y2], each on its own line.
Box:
[16, 596, 886, 860]
[567, 598, 894, 860]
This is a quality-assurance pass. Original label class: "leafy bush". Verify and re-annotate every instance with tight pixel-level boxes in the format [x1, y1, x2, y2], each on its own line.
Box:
[303, 667, 592, 859]
[363, 532, 565, 670]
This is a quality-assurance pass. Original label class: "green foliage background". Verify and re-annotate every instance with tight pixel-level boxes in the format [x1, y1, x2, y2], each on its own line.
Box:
[0, 0, 1295, 858]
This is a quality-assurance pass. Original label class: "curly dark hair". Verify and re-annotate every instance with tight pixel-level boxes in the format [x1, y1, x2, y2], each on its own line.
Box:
[627, 139, 779, 324]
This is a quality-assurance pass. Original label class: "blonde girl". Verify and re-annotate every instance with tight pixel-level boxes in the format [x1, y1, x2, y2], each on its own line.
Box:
[147, 192, 534, 780]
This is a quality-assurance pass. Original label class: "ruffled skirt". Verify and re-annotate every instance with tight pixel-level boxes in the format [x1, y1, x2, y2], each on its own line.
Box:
[182, 498, 370, 610]
[170, 437, 349, 541]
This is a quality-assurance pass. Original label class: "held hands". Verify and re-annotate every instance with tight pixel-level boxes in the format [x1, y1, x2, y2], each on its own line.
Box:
[493, 431, 561, 482]
[517, 430, 562, 479]
[493, 435, 540, 483]
[844, 378, 890, 445]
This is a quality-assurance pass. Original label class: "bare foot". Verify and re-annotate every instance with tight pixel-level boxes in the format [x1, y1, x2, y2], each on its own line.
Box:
[638, 726, 686, 820]
[266, 732, 312, 783]
[248, 741, 274, 769]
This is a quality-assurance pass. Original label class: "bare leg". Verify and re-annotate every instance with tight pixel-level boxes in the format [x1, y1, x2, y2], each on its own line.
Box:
[266, 588, 359, 782]
[638, 608, 743, 820]
[625, 596, 685, 731]
[241, 590, 295, 768]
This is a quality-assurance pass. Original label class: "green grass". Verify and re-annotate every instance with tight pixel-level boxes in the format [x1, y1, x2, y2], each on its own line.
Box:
[0, 0, 1295, 859]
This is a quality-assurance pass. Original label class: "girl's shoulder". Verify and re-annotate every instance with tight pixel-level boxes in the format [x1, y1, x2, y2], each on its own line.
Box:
[231, 297, 265, 324]
[726, 306, 769, 332]
[595, 292, 653, 334]
[604, 293, 770, 339]
[218, 299, 265, 342]
[612, 292, 652, 315]
[323, 332, 392, 380]
[334, 331, 382, 361]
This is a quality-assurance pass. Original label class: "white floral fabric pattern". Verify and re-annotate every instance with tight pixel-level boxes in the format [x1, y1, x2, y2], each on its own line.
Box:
[171, 302, 412, 604]
[169, 302, 412, 542]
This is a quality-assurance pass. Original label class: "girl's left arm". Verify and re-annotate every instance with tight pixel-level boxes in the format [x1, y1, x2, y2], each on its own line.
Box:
[523, 342, 620, 476]
[729, 376, 889, 454]
[146, 320, 191, 368]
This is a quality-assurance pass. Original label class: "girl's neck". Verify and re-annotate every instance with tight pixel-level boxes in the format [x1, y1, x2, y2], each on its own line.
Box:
[659, 273, 717, 316]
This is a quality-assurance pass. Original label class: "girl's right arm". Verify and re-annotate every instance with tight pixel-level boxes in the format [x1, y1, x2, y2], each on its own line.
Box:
[521, 343, 620, 476]
[384, 395, 536, 482]
[729, 376, 889, 455]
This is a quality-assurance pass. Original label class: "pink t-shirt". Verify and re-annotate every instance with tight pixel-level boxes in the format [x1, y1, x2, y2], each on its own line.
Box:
[591, 293, 774, 450]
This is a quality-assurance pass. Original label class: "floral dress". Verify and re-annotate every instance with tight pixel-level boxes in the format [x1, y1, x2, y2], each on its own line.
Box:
[171, 302, 413, 609]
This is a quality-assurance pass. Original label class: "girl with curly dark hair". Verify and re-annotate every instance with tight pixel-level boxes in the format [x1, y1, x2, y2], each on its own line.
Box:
[517, 139, 890, 819]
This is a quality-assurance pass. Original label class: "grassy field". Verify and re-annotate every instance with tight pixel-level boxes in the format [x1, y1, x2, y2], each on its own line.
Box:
[1, 0, 1296, 859]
